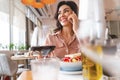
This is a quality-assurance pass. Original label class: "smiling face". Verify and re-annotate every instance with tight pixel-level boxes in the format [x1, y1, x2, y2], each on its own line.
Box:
[58, 5, 73, 27]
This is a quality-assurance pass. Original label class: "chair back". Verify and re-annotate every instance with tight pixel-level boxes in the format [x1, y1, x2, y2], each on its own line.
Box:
[0, 53, 18, 76]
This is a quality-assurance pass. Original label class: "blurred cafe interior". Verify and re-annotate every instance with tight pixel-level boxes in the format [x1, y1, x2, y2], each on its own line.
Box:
[0, 0, 120, 80]
[0, 0, 120, 51]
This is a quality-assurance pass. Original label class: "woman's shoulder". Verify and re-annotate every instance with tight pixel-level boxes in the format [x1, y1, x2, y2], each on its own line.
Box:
[45, 31, 61, 44]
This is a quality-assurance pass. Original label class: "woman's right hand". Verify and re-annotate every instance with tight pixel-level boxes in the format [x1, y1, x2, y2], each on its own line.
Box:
[68, 11, 79, 34]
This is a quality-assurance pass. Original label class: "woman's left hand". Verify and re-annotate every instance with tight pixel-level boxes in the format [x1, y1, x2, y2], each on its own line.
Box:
[68, 11, 79, 34]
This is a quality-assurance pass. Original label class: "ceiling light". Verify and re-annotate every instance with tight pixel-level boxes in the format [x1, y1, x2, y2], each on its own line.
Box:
[32, 0, 44, 8]
[21, 0, 34, 5]
[21, 0, 56, 8]
[42, 0, 57, 4]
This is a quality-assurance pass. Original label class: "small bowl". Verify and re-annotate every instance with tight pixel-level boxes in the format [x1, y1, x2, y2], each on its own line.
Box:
[60, 61, 82, 71]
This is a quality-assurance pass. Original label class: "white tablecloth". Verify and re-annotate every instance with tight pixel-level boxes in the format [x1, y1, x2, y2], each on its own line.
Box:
[58, 74, 83, 80]
[58, 71, 83, 80]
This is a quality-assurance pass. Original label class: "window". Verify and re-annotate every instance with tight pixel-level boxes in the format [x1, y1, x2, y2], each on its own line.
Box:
[0, 0, 42, 50]
[0, 12, 10, 50]
[0, 0, 26, 50]
[12, 3, 26, 50]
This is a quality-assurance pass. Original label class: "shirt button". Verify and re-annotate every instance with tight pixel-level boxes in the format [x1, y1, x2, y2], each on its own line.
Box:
[66, 49, 68, 53]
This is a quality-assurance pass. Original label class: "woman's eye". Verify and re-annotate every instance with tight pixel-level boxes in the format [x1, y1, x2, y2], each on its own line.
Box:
[58, 11, 61, 15]
[58, 9, 70, 16]
[64, 10, 69, 13]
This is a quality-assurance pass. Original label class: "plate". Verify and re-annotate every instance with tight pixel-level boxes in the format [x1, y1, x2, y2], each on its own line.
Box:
[60, 70, 82, 75]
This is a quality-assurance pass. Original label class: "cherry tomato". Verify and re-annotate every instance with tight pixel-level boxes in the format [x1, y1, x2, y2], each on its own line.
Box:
[62, 57, 71, 62]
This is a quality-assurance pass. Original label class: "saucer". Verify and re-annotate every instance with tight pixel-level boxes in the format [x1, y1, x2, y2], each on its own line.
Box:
[60, 70, 82, 75]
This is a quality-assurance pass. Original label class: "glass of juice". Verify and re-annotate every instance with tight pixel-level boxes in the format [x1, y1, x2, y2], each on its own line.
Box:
[78, 0, 105, 79]
[81, 44, 103, 80]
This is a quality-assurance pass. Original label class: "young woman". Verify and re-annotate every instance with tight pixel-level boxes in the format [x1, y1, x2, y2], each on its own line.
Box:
[45, 1, 80, 59]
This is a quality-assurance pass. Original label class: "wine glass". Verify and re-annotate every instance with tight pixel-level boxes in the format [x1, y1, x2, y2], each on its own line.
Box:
[78, 0, 120, 78]
[77, 0, 106, 80]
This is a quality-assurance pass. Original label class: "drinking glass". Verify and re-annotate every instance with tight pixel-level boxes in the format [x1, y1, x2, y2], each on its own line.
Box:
[81, 43, 103, 80]
[78, 0, 106, 80]
[31, 57, 60, 80]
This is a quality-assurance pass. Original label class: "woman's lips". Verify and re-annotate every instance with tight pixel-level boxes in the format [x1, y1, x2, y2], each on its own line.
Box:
[61, 18, 68, 23]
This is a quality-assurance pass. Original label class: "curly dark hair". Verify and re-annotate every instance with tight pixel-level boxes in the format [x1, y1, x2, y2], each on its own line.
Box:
[54, 1, 78, 33]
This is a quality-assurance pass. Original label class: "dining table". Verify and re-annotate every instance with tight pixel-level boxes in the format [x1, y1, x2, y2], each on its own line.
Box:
[11, 55, 33, 69]
[17, 70, 83, 80]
